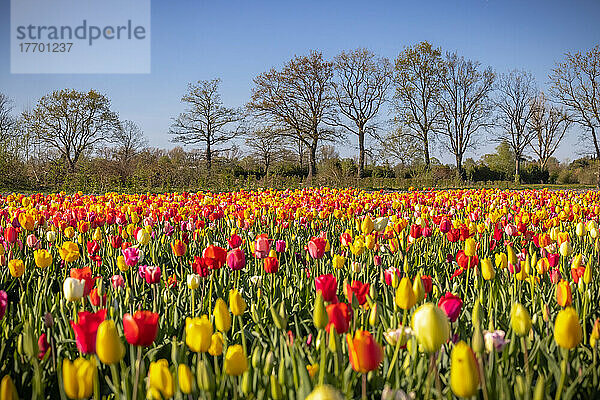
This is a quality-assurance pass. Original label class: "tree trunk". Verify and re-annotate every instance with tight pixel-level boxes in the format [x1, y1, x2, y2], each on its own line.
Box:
[423, 131, 431, 170]
[307, 143, 317, 183]
[514, 156, 521, 184]
[455, 154, 464, 180]
[358, 129, 365, 178]
[206, 142, 212, 173]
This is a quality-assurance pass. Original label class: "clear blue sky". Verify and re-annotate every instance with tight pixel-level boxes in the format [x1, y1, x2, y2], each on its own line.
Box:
[1, 0, 599, 163]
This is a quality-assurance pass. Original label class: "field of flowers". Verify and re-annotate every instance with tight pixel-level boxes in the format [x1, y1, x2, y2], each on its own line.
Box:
[0, 188, 598, 400]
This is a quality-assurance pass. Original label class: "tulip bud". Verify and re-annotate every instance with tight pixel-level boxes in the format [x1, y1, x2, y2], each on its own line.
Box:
[511, 303, 532, 337]
[306, 385, 344, 400]
[533, 375, 546, 400]
[0, 375, 18, 400]
[554, 307, 582, 349]
[412, 272, 425, 303]
[472, 325, 484, 354]
[242, 370, 253, 396]
[472, 299, 482, 328]
[213, 298, 231, 332]
[369, 303, 378, 326]
[229, 289, 246, 316]
[590, 318, 600, 347]
[450, 341, 480, 398]
[196, 358, 215, 392]
[96, 320, 125, 365]
[481, 258, 495, 280]
[270, 375, 283, 400]
[262, 351, 274, 375]
[395, 277, 416, 310]
[369, 285, 378, 301]
[313, 293, 328, 330]
[178, 364, 194, 394]
[328, 324, 340, 352]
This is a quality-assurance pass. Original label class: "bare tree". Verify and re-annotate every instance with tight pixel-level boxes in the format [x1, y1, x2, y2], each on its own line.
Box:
[376, 127, 424, 168]
[248, 50, 337, 180]
[393, 41, 444, 169]
[0, 93, 15, 143]
[170, 79, 242, 172]
[23, 89, 120, 172]
[332, 48, 391, 177]
[245, 127, 284, 175]
[529, 92, 571, 169]
[495, 70, 537, 182]
[437, 52, 496, 178]
[550, 45, 600, 159]
[112, 120, 148, 177]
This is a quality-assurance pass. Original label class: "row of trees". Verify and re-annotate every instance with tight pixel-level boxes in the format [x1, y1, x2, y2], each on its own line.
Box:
[1, 43, 599, 186]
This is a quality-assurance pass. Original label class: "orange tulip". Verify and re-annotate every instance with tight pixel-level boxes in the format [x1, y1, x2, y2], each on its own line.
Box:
[346, 330, 383, 373]
[556, 280, 572, 307]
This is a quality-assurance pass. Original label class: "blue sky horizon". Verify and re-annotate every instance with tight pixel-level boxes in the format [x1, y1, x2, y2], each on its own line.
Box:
[1, 0, 600, 164]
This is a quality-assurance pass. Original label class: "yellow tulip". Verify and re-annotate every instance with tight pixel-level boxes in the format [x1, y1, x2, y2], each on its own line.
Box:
[481, 258, 495, 280]
[305, 385, 344, 400]
[332, 254, 345, 269]
[495, 253, 507, 270]
[450, 341, 480, 398]
[411, 303, 450, 353]
[213, 298, 232, 332]
[117, 255, 129, 272]
[96, 320, 125, 365]
[178, 364, 194, 394]
[8, 259, 25, 278]
[148, 359, 174, 399]
[229, 289, 246, 316]
[554, 307, 582, 349]
[62, 358, 95, 400]
[208, 332, 224, 356]
[0, 375, 18, 400]
[185, 315, 212, 353]
[361, 216, 374, 234]
[464, 238, 476, 257]
[224, 344, 248, 376]
[510, 303, 531, 337]
[395, 277, 416, 310]
[59, 241, 80, 263]
[34, 249, 53, 269]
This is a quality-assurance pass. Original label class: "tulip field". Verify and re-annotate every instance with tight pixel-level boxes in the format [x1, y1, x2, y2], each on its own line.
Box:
[1, 188, 600, 400]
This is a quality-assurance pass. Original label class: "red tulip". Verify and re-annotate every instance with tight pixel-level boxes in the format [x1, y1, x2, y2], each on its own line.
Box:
[447, 228, 460, 242]
[144, 265, 161, 284]
[70, 309, 107, 354]
[326, 303, 352, 334]
[456, 250, 478, 269]
[203, 245, 227, 269]
[227, 248, 246, 270]
[263, 256, 279, 273]
[410, 224, 422, 239]
[192, 256, 211, 277]
[109, 235, 123, 249]
[421, 275, 433, 294]
[438, 292, 463, 322]
[383, 267, 401, 286]
[345, 280, 370, 305]
[439, 218, 452, 234]
[38, 333, 50, 360]
[227, 234, 242, 249]
[347, 330, 384, 373]
[315, 274, 338, 303]
[308, 236, 327, 259]
[340, 232, 352, 247]
[123, 310, 159, 347]
[4, 226, 17, 244]
[87, 240, 100, 255]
